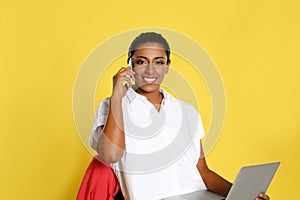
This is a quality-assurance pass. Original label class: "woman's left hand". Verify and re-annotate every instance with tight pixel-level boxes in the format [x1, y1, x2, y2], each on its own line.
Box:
[256, 193, 270, 200]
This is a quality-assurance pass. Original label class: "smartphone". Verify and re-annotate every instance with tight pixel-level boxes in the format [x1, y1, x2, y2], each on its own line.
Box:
[128, 57, 133, 70]
[125, 58, 134, 89]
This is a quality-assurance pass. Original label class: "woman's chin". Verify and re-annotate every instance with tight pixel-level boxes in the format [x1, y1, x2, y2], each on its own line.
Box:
[135, 83, 160, 93]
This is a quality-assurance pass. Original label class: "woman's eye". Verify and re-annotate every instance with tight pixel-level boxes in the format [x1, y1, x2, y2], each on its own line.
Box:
[156, 61, 165, 65]
[137, 60, 146, 65]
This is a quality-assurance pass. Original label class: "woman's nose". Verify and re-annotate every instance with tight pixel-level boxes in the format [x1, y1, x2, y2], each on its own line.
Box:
[145, 63, 155, 74]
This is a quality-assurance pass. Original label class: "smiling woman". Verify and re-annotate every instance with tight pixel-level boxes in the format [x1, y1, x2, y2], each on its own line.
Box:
[131, 42, 170, 102]
[76, 32, 270, 200]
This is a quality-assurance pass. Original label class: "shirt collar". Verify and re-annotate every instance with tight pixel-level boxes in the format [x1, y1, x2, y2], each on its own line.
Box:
[125, 87, 173, 103]
[159, 88, 172, 101]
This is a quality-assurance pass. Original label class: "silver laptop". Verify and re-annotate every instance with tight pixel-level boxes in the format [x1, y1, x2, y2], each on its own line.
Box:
[165, 162, 280, 200]
[223, 162, 280, 200]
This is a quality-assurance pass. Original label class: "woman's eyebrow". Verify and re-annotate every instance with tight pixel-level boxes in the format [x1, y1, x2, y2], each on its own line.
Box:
[134, 56, 147, 59]
[134, 56, 166, 60]
[154, 56, 166, 60]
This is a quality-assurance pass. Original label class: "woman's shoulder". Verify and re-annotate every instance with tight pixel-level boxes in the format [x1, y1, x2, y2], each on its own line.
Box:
[161, 89, 200, 116]
[96, 97, 111, 111]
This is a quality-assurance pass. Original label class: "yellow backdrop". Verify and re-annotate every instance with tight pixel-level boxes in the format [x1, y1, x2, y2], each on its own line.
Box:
[1, 0, 299, 199]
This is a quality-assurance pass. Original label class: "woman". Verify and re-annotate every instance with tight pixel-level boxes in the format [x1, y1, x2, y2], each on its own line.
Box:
[77, 32, 270, 200]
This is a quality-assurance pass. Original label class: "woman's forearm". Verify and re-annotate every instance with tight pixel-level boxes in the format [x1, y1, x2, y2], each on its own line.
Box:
[202, 167, 232, 197]
[97, 96, 125, 163]
[197, 157, 232, 197]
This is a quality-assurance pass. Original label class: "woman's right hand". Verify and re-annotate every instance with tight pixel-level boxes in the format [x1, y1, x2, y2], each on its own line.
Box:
[112, 66, 135, 99]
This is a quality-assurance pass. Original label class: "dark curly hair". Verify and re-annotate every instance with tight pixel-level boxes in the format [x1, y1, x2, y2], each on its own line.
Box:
[127, 32, 171, 64]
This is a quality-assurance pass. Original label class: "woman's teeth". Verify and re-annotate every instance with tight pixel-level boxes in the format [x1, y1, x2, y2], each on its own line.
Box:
[143, 77, 156, 82]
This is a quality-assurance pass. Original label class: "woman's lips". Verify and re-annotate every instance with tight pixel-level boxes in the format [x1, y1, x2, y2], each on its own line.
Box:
[143, 77, 157, 83]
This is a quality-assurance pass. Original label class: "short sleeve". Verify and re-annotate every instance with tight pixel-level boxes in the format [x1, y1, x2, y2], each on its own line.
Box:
[194, 111, 205, 157]
[187, 105, 206, 164]
[88, 98, 110, 151]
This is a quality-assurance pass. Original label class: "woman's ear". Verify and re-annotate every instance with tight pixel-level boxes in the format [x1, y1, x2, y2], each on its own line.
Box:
[165, 61, 171, 74]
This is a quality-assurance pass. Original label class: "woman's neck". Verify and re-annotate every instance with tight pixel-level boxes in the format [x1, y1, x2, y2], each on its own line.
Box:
[135, 88, 163, 106]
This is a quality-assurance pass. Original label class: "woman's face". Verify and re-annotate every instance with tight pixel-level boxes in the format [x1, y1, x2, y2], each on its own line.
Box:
[131, 42, 170, 93]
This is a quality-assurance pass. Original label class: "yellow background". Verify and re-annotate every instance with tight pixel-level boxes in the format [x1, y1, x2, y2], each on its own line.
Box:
[1, 0, 299, 199]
